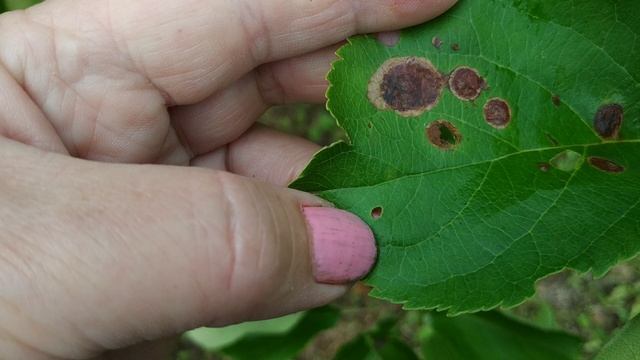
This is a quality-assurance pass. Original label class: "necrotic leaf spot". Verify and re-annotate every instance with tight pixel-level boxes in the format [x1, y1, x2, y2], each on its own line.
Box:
[426, 120, 461, 150]
[588, 157, 625, 173]
[368, 58, 446, 116]
[538, 163, 551, 172]
[368, 57, 446, 117]
[449, 67, 486, 101]
[371, 207, 383, 219]
[483, 98, 511, 129]
[594, 104, 623, 139]
[432, 36, 443, 49]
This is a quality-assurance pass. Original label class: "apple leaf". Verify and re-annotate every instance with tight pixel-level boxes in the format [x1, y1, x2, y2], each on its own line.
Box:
[291, 0, 640, 313]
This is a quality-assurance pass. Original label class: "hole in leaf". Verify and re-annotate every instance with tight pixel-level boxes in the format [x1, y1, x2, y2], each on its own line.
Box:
[426, 120, 462, 150]
[552, 95, 561, 107]
[432, 36, 443, 49]
[451, 43, 460, 51]
[594, 104, 623, 139]
[449, 66, 486, 101]
[588, 157, 625, 174]
[368, 57, 446, 117]
[550, 150, 584, 172]
[483, 98, 512, 129]
[371, 207, 383, 220]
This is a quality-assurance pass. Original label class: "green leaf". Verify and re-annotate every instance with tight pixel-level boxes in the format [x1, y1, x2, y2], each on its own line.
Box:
[334, 318, 419, 360]
[218, 306, 340, 360]
[291, 0, 640, 313]
[595, 315, 640, 360]
[422, 311, 582, 360]
[184, 312, 303, 352]
[4, 0, 41, 10]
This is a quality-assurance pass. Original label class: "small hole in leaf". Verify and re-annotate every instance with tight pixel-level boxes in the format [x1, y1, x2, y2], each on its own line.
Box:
[371, 207, 383, 220]
[594, 104, 623, 139]
[432, 36, 443, 49]
[451, 43, 460, 51]
[588, 157, 625, 174]
[483, 98, 512, 129]
[367, 122, 373, 129]
[426, 120, 462, 150]
[552, 95, 561, 107]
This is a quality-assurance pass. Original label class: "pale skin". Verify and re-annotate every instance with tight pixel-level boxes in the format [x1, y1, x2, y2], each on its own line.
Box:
[0, 0, 457, 358]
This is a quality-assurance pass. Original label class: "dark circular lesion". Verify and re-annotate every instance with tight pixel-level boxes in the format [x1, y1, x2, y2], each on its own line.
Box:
[426, 120, 462, 150]
[449, 67, 486, 101]
[594, 104, 623, 139]
[588, 157, 625, 173]
[483, 98, 512, 129]
[368, 57, 446, 117]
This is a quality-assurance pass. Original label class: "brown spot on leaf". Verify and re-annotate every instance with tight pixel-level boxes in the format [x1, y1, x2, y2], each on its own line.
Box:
[594, 104, 623, 139]
[371, 207, 383, 219]
[483, 98, 512, 129]
[545, 133, 560, 146]
[588, 157, 625, 173]
[552, 95, 561, 107]
[538, 163, 551, 172]
[449, 67, 486, 101]
[432, 36, 443, 49]
[451, 43, 460, 51]
[426, 120, 462, 150]
[368, 57, 446, 117]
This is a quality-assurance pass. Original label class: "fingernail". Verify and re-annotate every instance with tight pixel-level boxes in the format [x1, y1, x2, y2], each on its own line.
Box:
[302, 207, 377, 284]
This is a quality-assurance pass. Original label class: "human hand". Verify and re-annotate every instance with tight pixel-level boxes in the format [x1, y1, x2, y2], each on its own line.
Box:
[0, 0, 457, 358]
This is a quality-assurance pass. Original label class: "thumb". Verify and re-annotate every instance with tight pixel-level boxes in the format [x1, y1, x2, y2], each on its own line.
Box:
[0, 139, 376, 359]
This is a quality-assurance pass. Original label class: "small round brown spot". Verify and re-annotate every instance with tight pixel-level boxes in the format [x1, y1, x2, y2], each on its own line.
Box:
[483, 98, 512, 129]
[371, 207, 383, 220]
[588, 157, 625, 173]
[432, 36, 443, 49]
[449, 67, 486, 101]
[451, 43, 460, 51]
[594, 104, 623, 139]
[538, 163, 551, 172]
[368, 57, 446, 117]
[552, 95, 561, 107]
[426, 120, 462, 150]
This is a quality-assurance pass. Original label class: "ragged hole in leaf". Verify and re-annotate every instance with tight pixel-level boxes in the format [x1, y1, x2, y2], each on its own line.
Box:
[588, 157, 625, 174]
[451, 43, 460, 51]
[368, 57, 446, 117]
[449, 67, 486, 101]
[483, 98, 512, 129]
[594, 104, 623, 139]
[371, 207, 383, 220]
[426, 120, 462, 150]
[550, 150, 584, 172]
